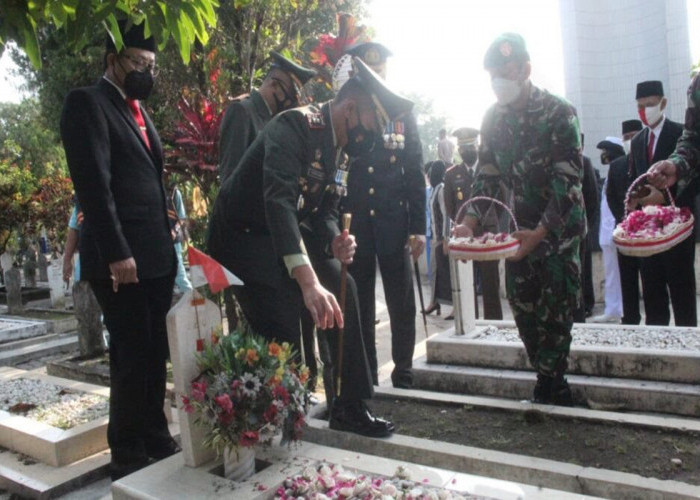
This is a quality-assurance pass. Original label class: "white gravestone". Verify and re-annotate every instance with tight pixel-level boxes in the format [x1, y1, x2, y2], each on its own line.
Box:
[48, 259, 65, 308]
[449, 256, 476, 335]
[1, 251, 14, 282]
[166, 289, 219, 467]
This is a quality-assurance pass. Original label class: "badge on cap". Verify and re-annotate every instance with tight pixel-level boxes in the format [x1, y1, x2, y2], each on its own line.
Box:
[500, 42, 512, 57]
[364, 47, 381, 65]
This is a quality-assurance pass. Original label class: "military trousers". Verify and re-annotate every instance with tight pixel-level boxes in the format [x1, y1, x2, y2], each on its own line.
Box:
[505, 247, 580, 377]
[349, 245, 416, 387]
[232, 257, 374, 403]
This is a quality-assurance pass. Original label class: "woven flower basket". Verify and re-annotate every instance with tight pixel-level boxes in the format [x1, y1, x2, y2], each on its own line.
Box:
[448, 196, 521, 261]
[613, 172, 695, 257]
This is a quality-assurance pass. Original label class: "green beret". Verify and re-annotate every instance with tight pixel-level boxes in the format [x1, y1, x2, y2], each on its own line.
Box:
[483, 33, 530, 69]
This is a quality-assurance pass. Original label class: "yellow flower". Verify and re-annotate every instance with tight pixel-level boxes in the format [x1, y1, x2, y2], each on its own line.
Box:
[299, 366, 310, 385]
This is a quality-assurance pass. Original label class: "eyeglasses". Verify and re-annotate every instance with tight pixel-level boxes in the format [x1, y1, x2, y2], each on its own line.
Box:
[120, 54, 159, 76]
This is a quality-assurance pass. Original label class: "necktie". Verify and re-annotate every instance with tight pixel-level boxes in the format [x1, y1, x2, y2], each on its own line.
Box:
[126, 99, 151, 150]
[647, 130, 655, 163]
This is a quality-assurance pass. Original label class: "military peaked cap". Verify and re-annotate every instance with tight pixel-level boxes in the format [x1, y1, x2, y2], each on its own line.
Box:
[350, 57, 413, 129]
[636, 80, 664, 99]
[452, 127, 479, 147]
[346, 42, 393, 65]
[270, 51, 317, 86]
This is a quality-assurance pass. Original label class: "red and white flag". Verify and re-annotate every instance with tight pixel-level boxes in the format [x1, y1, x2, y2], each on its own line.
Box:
[187, 246, 243, 293]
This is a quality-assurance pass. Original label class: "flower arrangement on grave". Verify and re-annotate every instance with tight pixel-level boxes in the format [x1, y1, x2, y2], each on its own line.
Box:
[182, 327, 308, 456]
[276, 463, 474, 500]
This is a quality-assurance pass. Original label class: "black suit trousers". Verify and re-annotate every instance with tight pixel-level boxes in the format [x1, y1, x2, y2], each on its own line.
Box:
[350, 246, 416, 387]
[232, 259, 374, 403]
[617, 251, 641, 325]
[89, 275, 174, 463]
[640, 235, 697, 326]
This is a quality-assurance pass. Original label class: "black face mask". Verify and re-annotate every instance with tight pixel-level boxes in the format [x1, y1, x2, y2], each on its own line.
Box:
[118, 58, 155, 100]
[344, 111, 376, 157]
[461, 148, 477, 166]
[271, 78, 298, 112]
[123, 70, 155, 100]
[600, 152, 610, 165]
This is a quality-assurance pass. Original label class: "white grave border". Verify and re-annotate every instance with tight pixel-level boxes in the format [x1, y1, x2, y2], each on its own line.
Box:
[0, 366, 109, 467]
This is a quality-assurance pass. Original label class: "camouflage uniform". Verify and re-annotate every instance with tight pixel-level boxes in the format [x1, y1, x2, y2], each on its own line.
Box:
[471, 83, 585, 378]
[670, 73, 700, 197]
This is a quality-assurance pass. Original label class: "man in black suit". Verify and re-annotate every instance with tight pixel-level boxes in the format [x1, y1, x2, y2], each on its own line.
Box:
[208, 59, 411, 437]
[338, 42, 426, 389]
[604, 120, 642, 324]
[627, 80, 695, 326]
[60, 22, 178, 480]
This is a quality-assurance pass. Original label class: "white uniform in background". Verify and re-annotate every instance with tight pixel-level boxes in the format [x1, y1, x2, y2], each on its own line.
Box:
[593, 177, 623, 322]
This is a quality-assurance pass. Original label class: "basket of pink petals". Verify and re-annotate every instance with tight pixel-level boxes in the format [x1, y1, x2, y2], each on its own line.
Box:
[613, 172, 695, 257]
[448, 197, 521, 261]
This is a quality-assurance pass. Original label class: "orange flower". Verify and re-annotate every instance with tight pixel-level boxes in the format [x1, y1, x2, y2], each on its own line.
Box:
[268, 342, 282, 358]
[245, 348, 259, 366]
[299, 366, 310, 385]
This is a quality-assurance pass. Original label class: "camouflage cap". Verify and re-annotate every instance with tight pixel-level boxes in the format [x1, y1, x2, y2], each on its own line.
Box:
[452, 127, 479, 147]
[483, 33, 530, 69]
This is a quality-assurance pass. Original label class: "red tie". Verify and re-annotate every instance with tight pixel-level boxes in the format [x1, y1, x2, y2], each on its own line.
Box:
[126, 99, 151, 150]
[647, 130, 655, 163]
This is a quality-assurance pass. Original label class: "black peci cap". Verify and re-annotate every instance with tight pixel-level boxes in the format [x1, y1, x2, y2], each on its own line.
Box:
[621, 119, 643, 135]
[106, 19, 156, 53]
[635, 80, 664, 99]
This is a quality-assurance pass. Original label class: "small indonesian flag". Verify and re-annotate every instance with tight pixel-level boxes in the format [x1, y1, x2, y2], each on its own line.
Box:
[187, 246, 243, 293]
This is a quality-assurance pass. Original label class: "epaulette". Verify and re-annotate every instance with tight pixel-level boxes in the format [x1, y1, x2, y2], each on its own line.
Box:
[306, 112, 326, 129]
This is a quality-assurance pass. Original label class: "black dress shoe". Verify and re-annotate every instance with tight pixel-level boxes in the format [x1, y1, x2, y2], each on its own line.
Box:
[422, 303, 441, 315]
[329, 400, 395, 438]
[145, 438, 182, 461]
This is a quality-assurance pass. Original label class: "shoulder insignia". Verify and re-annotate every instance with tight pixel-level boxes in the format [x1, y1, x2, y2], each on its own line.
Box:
[306, 112, 325, 129]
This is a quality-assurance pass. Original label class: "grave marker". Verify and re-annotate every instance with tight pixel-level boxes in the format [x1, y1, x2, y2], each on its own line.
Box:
[5, 268, 22, 315]
[449, 257, 476, 335]
[38, 253, 49, 282]
[166, 289, 219, 467]
[72, 281, 104, 357]
[48, 259, 65, 309]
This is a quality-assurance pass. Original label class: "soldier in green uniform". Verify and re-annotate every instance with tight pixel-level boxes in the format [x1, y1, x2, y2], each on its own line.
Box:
[454, 33, 585, 405]
[339, 41, 426, 389]
[218, 51, 316, 183]
[648, 72, 700, 209]
[208, 58, 413, 437]
[217, 52, 316, 377]
[444, 127, 503, 320]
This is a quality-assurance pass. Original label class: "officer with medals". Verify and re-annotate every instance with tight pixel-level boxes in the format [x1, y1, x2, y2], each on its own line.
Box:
[218, 51, 316, 183]
[339, 41, 426, 389]
[444, 128, 503, 320]
[208, 58, 413, 437]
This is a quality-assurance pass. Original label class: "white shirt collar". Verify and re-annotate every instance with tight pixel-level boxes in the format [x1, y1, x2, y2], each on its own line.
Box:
[102, 75, 127, 100]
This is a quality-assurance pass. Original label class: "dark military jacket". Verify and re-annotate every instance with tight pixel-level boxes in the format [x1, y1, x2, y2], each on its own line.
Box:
[218, 90, 272, 183]
[208, 103, 344, 288]
[444, 162, 476, 222]
[673, 73, 700, 198]
[471, 83, 585, 258]
[340, 112, 425, 256]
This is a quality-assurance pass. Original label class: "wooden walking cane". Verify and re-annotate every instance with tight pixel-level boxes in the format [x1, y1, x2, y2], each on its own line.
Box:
[336, 213, 352, 397]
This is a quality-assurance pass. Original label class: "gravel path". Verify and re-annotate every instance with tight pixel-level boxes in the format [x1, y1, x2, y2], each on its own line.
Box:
[0, 378, 108, 429]
[472, 324, 700, 351]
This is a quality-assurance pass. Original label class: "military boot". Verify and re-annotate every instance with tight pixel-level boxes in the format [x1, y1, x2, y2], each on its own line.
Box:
[532, 373, 553, 404]
[551, 376, 574, 407]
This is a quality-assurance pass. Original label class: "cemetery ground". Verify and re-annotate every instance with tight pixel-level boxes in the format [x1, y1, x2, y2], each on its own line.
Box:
[0, 268, 699, 498]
